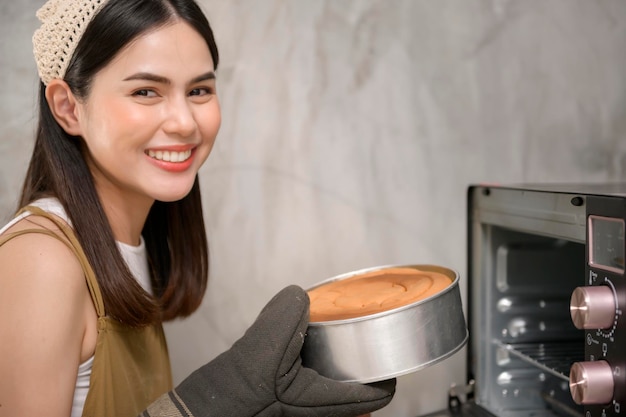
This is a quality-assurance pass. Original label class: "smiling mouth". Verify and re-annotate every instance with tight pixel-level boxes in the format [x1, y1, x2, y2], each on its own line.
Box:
[146, 149, 193, 163]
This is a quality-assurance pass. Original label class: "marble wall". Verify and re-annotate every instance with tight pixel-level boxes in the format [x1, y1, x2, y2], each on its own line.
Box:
[2, 1, 626, 415]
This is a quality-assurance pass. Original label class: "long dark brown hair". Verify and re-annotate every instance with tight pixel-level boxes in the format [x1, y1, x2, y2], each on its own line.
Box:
[20, 0, 219, 327]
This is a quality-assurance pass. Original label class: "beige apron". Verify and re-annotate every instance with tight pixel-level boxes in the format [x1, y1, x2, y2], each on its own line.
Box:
[0, 206, 173, 417]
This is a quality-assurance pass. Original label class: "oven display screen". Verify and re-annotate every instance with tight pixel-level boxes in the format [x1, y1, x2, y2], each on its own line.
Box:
[589, 215, 625, 273]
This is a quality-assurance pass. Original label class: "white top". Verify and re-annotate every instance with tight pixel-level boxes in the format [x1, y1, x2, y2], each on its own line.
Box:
[0, 198, 153, 417]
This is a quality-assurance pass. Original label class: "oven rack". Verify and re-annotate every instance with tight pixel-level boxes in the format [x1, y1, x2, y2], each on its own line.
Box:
[493, 341, 584, 382]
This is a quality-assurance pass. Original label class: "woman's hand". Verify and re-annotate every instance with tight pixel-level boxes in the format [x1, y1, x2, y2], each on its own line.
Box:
[143, 285, 395, 416]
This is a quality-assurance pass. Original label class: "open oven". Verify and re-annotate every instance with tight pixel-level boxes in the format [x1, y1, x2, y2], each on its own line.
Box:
[422, 183, 626, 417]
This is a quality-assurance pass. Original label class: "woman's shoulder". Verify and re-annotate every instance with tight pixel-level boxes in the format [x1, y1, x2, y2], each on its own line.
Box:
[0, 203, 85, 301]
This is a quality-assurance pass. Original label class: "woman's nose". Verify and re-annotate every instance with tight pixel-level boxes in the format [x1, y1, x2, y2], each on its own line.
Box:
[163, 97, 196, 137]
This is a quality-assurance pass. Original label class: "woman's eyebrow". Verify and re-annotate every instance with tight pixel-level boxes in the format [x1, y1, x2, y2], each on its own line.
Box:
[123, 71, 216, 84]
[190, 71, 216, 84]
[123, 72, 170, 84]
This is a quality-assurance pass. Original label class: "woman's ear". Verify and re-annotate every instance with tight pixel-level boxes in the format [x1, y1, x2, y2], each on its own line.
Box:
[45, 79, 83, 136]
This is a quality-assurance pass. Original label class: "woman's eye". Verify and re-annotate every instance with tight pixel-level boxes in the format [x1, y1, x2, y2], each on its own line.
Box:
[133, 89, 158, 97]
[189, 87, 213, 97]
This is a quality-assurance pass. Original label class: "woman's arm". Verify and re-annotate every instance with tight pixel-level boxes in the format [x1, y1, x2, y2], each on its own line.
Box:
[0, 220, 95, 417]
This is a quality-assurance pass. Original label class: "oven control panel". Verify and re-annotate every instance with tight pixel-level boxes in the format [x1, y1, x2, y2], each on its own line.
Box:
[569, 279, 619, 407]
[569, 205, 626, 416]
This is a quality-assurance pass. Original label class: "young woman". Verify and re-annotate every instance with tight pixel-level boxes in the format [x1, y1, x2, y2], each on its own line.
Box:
[0, 0, 395, 416]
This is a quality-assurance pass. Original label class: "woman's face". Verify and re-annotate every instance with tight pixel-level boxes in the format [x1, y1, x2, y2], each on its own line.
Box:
[73, 20, 221, 208]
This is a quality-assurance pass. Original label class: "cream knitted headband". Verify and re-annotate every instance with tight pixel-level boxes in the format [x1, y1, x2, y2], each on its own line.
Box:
[32, 0, 110, 85]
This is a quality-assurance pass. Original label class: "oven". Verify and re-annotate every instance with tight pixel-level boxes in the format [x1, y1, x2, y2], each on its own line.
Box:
[422, 183, 626, 417]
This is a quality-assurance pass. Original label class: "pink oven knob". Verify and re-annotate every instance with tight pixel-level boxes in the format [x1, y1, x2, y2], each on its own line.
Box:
[570, 286, 616, 330]
[569, 361, 614, 405]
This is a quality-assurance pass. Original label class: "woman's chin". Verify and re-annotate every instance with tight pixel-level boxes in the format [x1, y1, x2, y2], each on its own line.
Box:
[152, 187, 195, 203]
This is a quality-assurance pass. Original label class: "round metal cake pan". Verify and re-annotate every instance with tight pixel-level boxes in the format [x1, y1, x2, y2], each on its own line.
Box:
[301, 264, 468, 383]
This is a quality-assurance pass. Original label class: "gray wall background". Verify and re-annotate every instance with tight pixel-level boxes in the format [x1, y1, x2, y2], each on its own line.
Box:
[2, 1, 626, 415]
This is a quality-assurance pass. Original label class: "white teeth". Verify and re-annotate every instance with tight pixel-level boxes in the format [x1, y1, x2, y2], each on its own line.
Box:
[147, 149, 192, 162]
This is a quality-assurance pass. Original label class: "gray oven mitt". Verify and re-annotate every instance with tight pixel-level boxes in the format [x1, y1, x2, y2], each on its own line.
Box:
[147, 285, 395, 417]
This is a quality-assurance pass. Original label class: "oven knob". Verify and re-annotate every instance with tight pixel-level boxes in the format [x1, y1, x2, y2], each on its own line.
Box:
[569, 361, 614, 405]
[570, 286, 616, 329]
